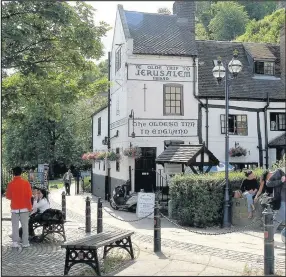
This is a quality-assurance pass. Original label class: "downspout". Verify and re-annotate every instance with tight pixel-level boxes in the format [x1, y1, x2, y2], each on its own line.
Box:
[206, 98, 209, 148]
[256, 112, 263, 167]
[192, 57, 207, 145]
[264, 93, 270, 168]
[107, 51, 111, 200]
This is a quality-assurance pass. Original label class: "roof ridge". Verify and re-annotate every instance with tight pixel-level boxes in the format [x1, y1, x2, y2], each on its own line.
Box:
[124, 9, 176, 17]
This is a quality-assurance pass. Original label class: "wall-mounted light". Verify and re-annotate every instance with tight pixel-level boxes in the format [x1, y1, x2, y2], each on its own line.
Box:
[129, 109, 135, 138]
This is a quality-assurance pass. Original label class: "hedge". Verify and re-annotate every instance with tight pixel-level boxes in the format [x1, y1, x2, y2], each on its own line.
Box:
[169, 168, 265, 228]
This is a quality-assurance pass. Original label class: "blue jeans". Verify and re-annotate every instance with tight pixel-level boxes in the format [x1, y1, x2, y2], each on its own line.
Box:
[274, 201, 286, 233]
[243, 191, 255, 212]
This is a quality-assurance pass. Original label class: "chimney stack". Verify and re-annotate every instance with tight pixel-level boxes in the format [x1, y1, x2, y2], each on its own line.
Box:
[280, 11, 285, 83]
[173, 1, 196, 32]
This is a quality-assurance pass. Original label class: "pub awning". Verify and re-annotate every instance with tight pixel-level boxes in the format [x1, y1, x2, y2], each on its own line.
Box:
[156, 144, 219, 167]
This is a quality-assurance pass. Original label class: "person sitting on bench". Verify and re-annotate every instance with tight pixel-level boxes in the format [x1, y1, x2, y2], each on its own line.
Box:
[28, 188, 50, 238]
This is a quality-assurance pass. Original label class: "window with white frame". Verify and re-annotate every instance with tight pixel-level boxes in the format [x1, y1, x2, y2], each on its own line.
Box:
[220, 114, 248, 136]
[163, 84, 183, 116]
[270, 113, 286, 131]
[254, 61, 275, 75]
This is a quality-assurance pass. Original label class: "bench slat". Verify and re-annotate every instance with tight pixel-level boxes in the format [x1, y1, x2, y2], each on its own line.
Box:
[61, 230, 134, 249]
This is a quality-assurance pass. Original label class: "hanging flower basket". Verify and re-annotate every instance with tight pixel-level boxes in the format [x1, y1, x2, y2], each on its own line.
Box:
[123, 146, 142, 159]
[96, 152, 106, 161]
[106, 151, 121, 161]
[229, 146, 247, 157]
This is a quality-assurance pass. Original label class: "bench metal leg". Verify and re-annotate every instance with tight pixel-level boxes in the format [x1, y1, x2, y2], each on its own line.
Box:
[64, 249, 70, 275]
[103, 236, 134, 260]
[64, 249, 101, 276]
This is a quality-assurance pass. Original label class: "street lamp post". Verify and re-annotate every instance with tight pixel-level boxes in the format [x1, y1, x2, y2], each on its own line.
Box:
[212, 50, 242, 228]
[129, 109, 135, 138]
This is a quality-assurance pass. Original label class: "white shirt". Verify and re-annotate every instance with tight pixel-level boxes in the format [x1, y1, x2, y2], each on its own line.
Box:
[11, 208, 29, 213]
[32, 198, 50, 214]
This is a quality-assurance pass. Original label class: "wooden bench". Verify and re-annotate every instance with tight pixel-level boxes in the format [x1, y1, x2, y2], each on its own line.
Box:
[61, 230, 134, 276]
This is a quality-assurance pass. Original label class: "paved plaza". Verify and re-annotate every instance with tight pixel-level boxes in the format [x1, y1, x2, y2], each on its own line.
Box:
[1, 183, 285, 276]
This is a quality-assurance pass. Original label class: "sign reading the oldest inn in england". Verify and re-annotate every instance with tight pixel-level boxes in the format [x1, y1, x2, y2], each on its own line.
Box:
[128, 119, 197, 137]
[127, 64, 192, 82]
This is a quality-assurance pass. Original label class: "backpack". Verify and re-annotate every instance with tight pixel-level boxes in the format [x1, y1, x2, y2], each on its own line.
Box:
[41, 208, 64, 223]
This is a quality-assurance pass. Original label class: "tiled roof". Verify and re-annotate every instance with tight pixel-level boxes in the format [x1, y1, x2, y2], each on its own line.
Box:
[119, 6, 197, 56]
[156, 144, 219, 166]
[268, 134, 286, 147]
[196, 40, 285, 101]
[244, 43, 276, 60]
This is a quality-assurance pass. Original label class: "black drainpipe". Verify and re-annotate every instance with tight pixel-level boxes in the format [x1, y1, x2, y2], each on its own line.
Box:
[192, 57, 207, 145]
[107, 51, 111, 200]
[264, 93, 270, 168]
[206, 98, 209, 148]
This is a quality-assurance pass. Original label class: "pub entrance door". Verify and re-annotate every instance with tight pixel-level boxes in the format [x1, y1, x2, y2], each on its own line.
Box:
[135, 147, 156, 192]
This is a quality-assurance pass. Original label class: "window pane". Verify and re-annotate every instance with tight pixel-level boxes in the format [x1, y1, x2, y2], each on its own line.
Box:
[171, 107, 176, 113]
[165, 93, 170, 100]
[176, 87, 181, 94]
[165, 107, 171, 114]
[166, 87, 170, 94]
[170, 100, 176, 107]
[176, 93, 181, 100]
[165, 101, 170, 107]
[176, 107, 181, 114]
[171, 87, 176, 94]
[236, 115, 241, 121]
[171, 94, 176, 100]
[175, 100, 181, 107]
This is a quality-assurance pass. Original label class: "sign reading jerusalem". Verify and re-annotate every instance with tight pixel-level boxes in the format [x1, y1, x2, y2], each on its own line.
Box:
[128, 119, 197, 137]
[127, 64, 192, 82]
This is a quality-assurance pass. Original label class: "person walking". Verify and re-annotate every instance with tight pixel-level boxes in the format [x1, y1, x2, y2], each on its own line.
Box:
[63, 169, 73, 196]
[5, 167, 33, 248]
[266, 168, 286, 238]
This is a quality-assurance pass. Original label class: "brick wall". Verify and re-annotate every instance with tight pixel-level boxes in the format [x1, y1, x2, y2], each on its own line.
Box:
[173, 1, 195, 33]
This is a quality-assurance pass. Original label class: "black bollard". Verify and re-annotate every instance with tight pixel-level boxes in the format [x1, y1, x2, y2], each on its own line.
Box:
[97, 197, 103, 234]
[263, 205, 274, 276]
[76, 174, 80, 195]
[86, 196, 91, 233]
[154, 200, 161, 252]
[62, 191, 66, 221]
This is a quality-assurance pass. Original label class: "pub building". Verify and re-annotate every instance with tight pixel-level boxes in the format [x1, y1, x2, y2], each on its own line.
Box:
[91, 1, 286, 201]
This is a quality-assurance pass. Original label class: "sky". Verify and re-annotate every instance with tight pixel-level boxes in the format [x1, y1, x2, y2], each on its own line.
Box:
[87, 1, 174, 61]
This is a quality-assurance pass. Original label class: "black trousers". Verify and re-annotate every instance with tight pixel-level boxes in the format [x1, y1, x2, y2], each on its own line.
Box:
[28, 213, 43, 236]
[65, 182, 70, 195]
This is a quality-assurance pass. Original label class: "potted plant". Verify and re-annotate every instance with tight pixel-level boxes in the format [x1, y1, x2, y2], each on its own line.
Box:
[106, 151, 121, 161]
[229, 146, 247, 157]
[123, 146, 142, 159]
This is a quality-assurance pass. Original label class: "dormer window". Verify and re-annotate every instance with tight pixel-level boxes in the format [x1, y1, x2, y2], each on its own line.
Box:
[254, 61, 274, 75]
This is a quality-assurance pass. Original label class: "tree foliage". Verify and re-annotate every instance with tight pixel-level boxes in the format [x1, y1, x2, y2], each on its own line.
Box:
[157, 7, 171, 15]
[195, 1, 280, 41]
[208, 2, 249, 41]
[2, 0, 110, 74]
[236, 8, 285, 43]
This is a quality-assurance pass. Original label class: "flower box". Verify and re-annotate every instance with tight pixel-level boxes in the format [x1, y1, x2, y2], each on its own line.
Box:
[123, 146, 142, 159]
[229, 146, 247, 157]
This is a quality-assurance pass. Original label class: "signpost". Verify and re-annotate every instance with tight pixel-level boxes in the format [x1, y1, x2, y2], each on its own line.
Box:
[136, 192, 155, 219]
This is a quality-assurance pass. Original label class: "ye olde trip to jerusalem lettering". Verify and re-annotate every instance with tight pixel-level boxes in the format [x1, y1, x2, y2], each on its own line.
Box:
[128, 64, 192, 81]
[129, 119, 197, 137]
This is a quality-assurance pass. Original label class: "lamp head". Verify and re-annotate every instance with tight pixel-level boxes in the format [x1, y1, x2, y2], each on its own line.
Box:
[212, 59, 226, 83]
[228, 49, 242, 78]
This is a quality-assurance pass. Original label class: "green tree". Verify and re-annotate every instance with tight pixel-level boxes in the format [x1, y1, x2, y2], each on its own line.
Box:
[157, 7, 171, 15]
[239, 1, 278, 20]
[236, 8, 285, 43]
[208, 1, 249, 41]
[2, 1, 110, 75]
